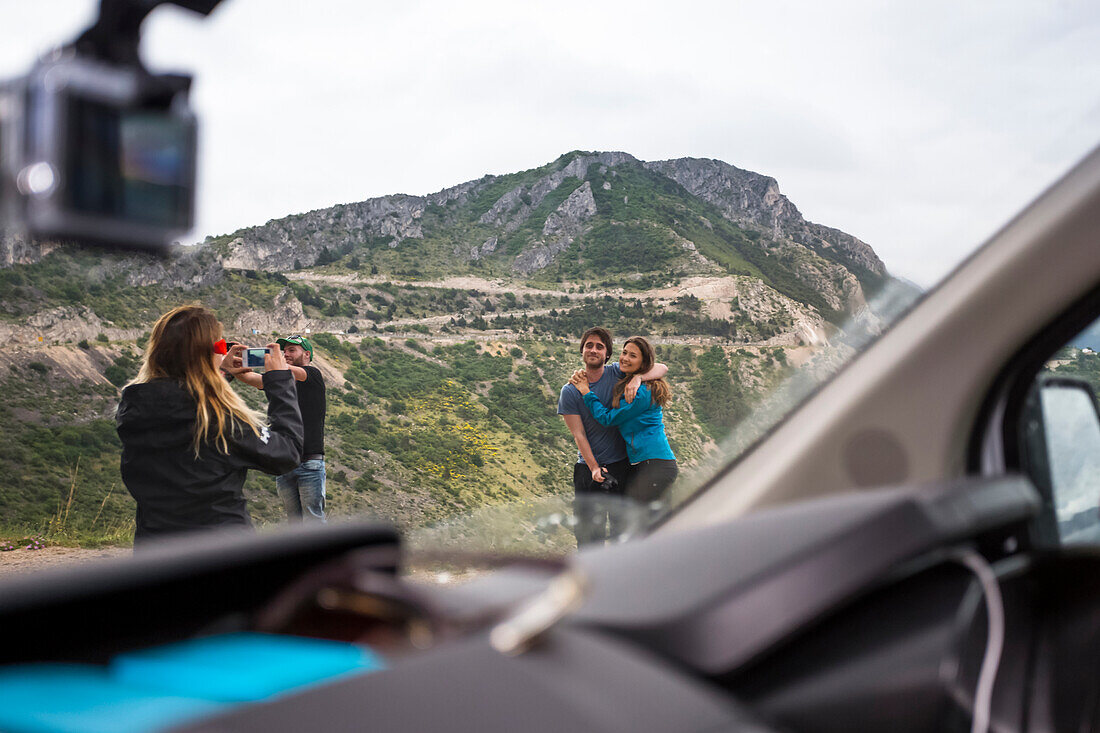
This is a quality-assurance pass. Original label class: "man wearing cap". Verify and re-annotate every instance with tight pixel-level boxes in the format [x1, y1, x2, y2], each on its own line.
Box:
[231, 335, 327, 522]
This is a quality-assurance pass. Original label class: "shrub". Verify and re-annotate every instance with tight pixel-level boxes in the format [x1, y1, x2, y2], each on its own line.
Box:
[96, 333, 109, 343]
[353, 470, 380, 492]
[104, 365, 129, 387]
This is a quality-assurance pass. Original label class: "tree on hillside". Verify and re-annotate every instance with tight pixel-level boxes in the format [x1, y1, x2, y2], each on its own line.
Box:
[692, 346, 746, 440]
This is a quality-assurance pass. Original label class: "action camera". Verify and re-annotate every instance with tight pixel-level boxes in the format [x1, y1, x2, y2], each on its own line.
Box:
[0, 0, 221, 252]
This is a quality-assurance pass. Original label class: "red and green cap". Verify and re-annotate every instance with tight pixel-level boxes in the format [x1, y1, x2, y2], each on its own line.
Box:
[276, 335, 313, 359]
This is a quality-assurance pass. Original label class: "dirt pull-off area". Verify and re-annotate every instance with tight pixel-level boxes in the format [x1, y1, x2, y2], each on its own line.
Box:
[0, 546, 130, 577]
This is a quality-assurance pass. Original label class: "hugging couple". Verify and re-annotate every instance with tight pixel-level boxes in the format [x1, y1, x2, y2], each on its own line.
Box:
[557, 327, 678, 546]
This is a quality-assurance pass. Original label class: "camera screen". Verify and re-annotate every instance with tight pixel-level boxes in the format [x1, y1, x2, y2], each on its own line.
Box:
[64, 96, 193, 229]
[246, 348, 268, 368]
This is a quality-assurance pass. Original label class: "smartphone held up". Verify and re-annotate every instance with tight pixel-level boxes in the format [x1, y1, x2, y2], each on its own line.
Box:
[246, 348, 269, 370]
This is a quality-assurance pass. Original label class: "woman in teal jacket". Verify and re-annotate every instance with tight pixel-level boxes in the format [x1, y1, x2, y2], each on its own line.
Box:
[569, 336, 677, 507]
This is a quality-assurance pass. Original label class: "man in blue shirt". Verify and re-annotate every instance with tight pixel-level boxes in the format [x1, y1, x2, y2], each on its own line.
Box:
[558, 327, 666, 546]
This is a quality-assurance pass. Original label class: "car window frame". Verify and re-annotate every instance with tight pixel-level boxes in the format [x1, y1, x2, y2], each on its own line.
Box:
[972, 278, 1100, 549]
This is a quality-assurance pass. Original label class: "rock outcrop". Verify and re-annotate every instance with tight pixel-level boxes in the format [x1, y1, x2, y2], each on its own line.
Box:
[644, 157, 886, 278]
[0, 233, 59, 268]
[479, 152, 634, 235]
[513, 181, 598, 274]
[222, 194, 428, 272]
[456, 236, 499, 261]
[0, 305, 140, 347]
[232, 287, 311, 335]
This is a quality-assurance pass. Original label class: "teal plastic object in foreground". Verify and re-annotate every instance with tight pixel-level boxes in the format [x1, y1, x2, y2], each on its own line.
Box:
[112, 632, 386, 702]
[0, 665, 226, 733]
[0, 633, 386, 733]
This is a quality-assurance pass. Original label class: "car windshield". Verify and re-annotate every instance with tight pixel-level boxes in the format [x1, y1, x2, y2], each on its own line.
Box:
[2, 1, 1098, 576]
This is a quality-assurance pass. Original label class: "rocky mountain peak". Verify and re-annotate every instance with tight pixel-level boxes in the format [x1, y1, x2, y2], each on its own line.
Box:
[645, 158, 802, 234]
[646, 157, 886, 279]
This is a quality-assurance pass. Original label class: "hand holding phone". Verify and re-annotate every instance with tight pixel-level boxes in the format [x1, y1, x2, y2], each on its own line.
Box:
[264, 343, 289, 373]
[219, 343, 247, 375]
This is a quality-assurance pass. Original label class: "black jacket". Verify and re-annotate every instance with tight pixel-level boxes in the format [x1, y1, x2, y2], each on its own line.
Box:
[116, 370, 304, 543]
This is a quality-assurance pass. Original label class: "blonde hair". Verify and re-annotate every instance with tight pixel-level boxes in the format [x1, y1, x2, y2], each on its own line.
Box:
[132, 305, 265, 456]
[613, 336, 671, 408]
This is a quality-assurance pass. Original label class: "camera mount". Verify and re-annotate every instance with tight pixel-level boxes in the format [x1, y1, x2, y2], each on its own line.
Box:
[71, 0, 225, 108]
[73, 0, 224, 68]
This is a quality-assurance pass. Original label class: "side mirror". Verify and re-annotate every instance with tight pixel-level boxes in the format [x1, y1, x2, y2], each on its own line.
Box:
[1030, 377, 1100, 545]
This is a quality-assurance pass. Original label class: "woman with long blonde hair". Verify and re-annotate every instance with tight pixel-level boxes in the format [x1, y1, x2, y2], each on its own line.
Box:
[570, 336, 678, 508]
[116, 305, 303, 543]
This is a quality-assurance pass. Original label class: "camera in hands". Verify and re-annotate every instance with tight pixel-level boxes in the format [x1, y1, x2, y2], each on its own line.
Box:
[246, 348, 269, 369]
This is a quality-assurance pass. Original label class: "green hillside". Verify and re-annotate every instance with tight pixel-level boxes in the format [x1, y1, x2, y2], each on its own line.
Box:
[0, 150, 899, 548]
[1, 321, 793, 544]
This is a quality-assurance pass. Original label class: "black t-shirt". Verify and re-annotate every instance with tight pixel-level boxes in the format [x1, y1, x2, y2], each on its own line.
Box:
[296, 365, 327, 456]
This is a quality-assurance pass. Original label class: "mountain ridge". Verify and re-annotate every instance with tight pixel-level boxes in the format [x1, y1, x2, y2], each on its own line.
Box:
[2, 151, 890, 312]
[192, 150, 891, 323]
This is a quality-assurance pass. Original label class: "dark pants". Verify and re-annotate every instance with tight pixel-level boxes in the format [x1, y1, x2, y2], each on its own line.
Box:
[572, 459, 629, 547]
[626, 458, 678, 514]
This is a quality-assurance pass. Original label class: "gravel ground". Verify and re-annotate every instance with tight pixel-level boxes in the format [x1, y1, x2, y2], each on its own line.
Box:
[0, 546, 131, 577]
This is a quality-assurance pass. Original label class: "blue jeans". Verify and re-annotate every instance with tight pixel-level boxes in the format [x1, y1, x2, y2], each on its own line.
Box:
[276, 458, 326, 522]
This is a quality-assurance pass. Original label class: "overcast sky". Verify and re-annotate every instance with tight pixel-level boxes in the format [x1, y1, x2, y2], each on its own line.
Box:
[4, 0, 1099, 287]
